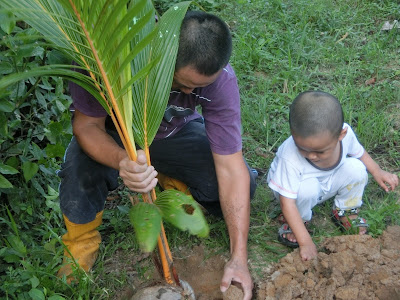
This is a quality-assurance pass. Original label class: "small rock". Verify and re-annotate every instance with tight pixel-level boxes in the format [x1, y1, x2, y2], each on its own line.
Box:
[131, 285, 184, 300]
[335, 286, 359, 299]
[274, 273, 292, 288]
[381, 20, 400, 31]
[305, 278, 315, 289]
[222, 285, 244, 300]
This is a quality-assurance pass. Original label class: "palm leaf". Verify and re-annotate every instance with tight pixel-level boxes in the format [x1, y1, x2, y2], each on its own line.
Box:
[131, 2, 191, 153]
[0, 0, 204, 285]
[129, 202, 162, 253]
[156, 190, 209, 238]
[0, 0, 191, 161]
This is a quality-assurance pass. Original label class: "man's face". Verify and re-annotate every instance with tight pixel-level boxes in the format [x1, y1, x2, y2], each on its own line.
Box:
[172, 65, 222, 94]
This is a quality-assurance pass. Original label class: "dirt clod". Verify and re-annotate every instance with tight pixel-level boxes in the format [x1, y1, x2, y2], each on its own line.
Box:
[222, 285, 244, 300]
[256, 226, 400, 300]
[130, 285, 183, 300]
[115, 226, 400, 300]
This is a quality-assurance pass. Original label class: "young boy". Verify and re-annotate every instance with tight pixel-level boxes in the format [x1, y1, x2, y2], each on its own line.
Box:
[267, 90, 398, 261]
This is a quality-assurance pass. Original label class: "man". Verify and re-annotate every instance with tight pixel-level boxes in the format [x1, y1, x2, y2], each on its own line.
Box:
[58, 11, 256, 299]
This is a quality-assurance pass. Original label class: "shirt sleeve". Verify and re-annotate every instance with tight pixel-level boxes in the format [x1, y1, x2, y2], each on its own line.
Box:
[69, 81, 108, 117]
[201, 65, 242, 155]
[68, 64, 108, 118]
[268, 154, 301, 199]
[343, 124, 365, 158]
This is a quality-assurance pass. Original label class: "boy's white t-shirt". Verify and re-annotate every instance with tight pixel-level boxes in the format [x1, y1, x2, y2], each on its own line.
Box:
[267, 123, 365, 199]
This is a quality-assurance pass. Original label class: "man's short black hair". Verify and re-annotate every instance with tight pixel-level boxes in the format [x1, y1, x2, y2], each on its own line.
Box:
[289, 90, 344, 138]
[175, 11, 232, 76]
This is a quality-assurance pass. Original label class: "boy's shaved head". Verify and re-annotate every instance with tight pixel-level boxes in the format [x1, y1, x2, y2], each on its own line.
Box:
[289, 91, 344, 138]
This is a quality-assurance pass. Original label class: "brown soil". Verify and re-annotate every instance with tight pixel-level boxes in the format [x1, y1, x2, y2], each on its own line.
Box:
[173, 245, 227, 299]
[116, 226, 400, 300]
[256, 226, 400, 300]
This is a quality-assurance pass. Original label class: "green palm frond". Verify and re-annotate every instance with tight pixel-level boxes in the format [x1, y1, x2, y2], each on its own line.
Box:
[131, 3, 190, 151]
[0, 0, 191, 158]
[0, 0, 210, 259]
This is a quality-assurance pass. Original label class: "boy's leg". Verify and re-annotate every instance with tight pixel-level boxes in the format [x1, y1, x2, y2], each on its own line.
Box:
[271, 178, 321, 222]
[296, 178, 322, 222]
[329, 158, 368, 232]
[330, 158, 368, 211]
[149, 118, 257, 216]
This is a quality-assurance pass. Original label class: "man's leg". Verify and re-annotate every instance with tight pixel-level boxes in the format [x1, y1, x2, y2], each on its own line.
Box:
[57, 130, 120, 280]
[149, 118, 257, 216]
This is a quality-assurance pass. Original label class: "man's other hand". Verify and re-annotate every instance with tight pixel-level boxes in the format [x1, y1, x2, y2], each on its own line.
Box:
[220, 257, 253, 300]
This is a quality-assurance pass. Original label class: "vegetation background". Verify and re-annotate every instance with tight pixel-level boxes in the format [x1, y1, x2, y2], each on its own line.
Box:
[0, 0, 399, 298]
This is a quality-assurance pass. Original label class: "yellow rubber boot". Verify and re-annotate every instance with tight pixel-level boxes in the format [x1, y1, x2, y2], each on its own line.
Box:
[57, 211, 103, 283]
[157, 173, 208, 214]
[157, 173, 191, 195]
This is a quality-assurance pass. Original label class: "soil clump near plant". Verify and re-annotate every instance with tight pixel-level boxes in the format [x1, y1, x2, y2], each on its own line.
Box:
[117, 226, 400, 299]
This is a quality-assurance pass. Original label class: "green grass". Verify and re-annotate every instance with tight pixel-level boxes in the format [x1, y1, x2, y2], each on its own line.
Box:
[224, 0, 400, 282]
[93, 0, 400, 295]
[1, 0, 399, 298]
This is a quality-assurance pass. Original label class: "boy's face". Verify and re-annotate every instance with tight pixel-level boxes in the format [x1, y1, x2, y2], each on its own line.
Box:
[292, 128, 347, 169]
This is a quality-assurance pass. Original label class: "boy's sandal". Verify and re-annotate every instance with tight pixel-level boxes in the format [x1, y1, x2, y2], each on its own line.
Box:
[332, 207, 369, 233]
[277, 222, 313, 248]
[278, 223, 299, 248]
[277, 213, 287, 224]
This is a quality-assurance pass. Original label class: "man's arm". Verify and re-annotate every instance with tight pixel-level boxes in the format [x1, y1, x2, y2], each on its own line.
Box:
[73, 109, 158, 193]
[73, 109, 126, 168]
[358, 150, 398, 192]
[212, 151, 253, 300]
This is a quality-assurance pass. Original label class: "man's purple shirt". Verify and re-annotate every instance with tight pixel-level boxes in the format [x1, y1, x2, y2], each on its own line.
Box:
[70, 64, 242, 155]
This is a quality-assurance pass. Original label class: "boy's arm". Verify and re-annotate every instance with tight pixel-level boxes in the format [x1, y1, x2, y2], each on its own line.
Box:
[358, 150, 399, 192]
[280, 195, 317, 261]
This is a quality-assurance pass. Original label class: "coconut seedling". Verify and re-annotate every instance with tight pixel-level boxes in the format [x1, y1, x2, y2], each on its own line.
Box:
[0, 0, 209, 289]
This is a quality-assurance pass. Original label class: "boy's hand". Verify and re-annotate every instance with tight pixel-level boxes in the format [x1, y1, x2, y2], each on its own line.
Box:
[299, 243, 318, 261]
[372, 169, 399, 192]
[359, 151, 399, 192]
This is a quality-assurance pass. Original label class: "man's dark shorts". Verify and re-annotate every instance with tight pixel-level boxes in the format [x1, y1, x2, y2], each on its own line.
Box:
[58, 118, 257, 223]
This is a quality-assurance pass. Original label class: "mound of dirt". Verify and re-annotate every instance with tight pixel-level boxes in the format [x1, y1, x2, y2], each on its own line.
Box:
[257, 226, 400, 300]
[116, 226, 400, 300]
[173, 245, 227, 300]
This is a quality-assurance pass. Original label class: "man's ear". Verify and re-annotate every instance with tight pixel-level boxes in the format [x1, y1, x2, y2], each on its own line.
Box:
[338, 127, 348, 141]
